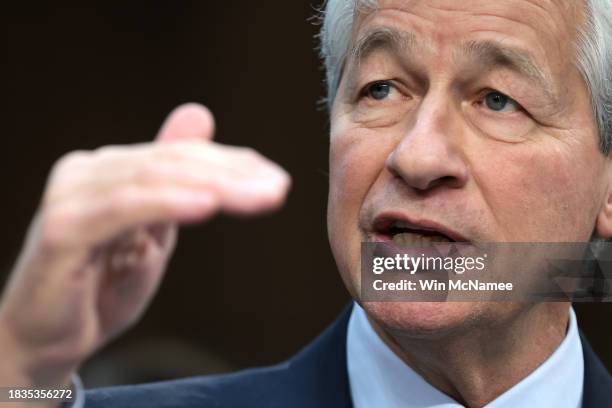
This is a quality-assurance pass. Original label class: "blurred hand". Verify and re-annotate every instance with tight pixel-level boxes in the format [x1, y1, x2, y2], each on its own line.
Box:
[0, 103, 290, 392]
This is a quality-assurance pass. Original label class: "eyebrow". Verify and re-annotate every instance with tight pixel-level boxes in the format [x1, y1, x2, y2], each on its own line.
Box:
[347, 27, 556, 101]
[342, 27, 419, 94]
[460, 40, 554, 98]
[350, 27, 417, 62]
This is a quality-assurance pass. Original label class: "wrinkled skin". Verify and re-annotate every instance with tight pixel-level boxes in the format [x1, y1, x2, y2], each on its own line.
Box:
[327, 0, 611, 405]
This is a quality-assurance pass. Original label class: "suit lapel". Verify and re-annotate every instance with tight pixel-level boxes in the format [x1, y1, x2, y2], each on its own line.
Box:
[285, 305, 611, 408]
[282, 303, 354, 408]
[580, 331, 612, 408]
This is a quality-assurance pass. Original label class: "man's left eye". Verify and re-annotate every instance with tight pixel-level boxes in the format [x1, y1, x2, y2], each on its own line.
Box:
[484, 91, 520, 112]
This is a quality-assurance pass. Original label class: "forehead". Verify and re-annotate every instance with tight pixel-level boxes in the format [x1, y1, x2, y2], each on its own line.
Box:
[350, 0, 582, 74]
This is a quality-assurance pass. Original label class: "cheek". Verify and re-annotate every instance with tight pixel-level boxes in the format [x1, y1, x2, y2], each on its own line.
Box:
[474, 142, 603, 241]
[327, 123, 394, 282]
[328, 127, 387, 234]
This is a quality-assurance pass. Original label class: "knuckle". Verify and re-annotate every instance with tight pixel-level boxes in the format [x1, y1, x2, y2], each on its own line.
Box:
[36, 206, 83, 251]
[93, 144, 122, 159]
[52, 150, 91, 174]
[106, 187, 140, 214]
[133, 162, 163, 186]
[91, 144, 134, 167]
[74, 188, 135, 230]
[153, 143, 184, 161]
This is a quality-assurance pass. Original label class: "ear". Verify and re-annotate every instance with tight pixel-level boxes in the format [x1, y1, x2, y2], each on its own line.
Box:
[155, 103, 216, 143]
[596, 172, 612, 238]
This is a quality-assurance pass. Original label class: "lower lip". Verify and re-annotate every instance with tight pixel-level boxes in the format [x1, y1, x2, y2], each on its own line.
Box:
[365, 233, 452, 270]
[365, 233, 477, 271]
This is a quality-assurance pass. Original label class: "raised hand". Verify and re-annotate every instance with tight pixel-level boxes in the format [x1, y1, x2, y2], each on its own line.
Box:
[0, 104, 290, 392]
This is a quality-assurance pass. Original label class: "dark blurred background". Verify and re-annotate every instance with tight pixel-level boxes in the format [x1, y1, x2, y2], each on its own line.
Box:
[1, 1, 610, 387]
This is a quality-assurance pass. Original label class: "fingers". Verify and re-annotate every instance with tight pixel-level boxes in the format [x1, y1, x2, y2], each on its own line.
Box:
[0, 103, 277, 388]
[40, 141, 291, 250]
[36, 103, 290, 251]
[156, 103, 215, 143]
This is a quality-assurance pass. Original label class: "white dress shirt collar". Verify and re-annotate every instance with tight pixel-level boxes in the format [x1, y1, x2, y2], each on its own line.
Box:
[347, 303, 584, 407]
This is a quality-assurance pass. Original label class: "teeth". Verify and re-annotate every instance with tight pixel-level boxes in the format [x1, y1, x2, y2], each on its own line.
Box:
[392, 232, 451, 246]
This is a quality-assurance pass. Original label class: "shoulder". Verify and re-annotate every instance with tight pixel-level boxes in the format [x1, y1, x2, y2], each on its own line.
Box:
[85, 362, 292, 408]
[580, 330, 612, 408]
[85, 304, 354, 408]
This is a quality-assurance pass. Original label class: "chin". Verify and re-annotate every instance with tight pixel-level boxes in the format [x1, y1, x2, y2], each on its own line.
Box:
[361, 301, 489, 339]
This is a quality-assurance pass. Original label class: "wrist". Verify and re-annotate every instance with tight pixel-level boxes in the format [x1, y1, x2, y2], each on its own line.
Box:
[0, 319, 75, 389]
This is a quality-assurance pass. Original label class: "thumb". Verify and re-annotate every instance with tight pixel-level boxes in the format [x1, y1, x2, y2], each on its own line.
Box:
[156, 103, 216, 143]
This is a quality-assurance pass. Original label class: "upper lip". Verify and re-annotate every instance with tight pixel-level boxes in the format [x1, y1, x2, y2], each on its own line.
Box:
[370, 212, 469, 242]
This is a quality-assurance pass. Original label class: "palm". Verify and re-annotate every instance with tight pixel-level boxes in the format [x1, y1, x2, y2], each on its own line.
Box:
[95, 223, 177, 345]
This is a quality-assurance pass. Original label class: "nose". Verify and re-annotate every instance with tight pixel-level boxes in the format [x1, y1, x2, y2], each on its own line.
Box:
[386, 95, 469, 191]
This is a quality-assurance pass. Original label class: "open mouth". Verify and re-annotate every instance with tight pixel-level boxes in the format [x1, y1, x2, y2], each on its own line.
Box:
[372, 216, 463, 245]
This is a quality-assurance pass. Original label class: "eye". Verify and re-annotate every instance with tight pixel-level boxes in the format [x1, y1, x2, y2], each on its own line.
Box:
[365, 81, 393, 100]
[483, 91, 520, 112]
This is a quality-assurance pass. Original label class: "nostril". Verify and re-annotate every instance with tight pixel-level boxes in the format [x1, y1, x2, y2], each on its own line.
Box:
[408, 175, 464, 192]
[438, 175, 460, 188]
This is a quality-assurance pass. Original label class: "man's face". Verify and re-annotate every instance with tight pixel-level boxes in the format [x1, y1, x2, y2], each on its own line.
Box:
[327, 0, 610, 333]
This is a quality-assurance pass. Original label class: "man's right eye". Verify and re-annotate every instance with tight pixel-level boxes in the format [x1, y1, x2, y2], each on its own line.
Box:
[364, 81, 392, 100]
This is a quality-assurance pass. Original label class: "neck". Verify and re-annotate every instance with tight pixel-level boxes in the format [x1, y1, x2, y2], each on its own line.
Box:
[368, 303, 570, 408]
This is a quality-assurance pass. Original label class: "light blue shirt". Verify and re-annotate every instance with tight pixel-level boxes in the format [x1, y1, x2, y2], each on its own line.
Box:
[347, 303, 584, 408]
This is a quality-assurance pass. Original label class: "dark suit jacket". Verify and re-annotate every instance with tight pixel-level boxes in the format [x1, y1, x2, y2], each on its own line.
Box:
[86, 304, 612, 407]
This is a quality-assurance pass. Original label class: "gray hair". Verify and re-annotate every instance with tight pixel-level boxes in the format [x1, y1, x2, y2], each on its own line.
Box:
[318, 0, 612, 154]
